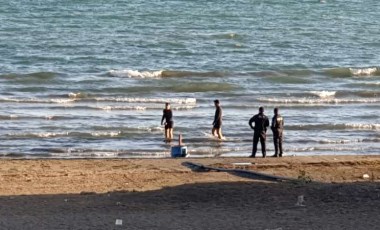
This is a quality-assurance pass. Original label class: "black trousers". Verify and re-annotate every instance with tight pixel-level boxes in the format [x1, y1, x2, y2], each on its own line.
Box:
[252, 132, 266, 157]
[273, 130, 283, 156]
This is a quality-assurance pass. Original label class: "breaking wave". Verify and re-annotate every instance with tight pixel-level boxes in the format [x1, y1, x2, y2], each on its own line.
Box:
[0, 96, 196, 105]
[97, 104, 196, 111]
[5, 129, 164, 139]
[349, 67, 378, 76]
[258, 97, 380, 104]
[287, 123, 380, 131]
[107, 69, 226, 78]
[247, 67, 379, 79]
[0, 97, 76, 104]
[93, 97, 196, 104]
[108, 69, 163, 78]
[310, 91, 336, 98]
[323, 67, 380, 77]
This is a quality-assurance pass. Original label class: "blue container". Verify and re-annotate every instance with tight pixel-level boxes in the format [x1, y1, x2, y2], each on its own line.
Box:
[171, 146, 188, 158]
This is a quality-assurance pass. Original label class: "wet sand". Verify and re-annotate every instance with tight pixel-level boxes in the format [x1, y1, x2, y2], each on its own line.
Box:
[0, 156, 379, 229]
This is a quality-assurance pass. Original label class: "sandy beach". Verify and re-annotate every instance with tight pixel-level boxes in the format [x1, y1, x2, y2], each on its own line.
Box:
[0, 155, 379, 229]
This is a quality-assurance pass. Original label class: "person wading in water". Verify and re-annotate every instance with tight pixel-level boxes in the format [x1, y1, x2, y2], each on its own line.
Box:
[212, 99, 224, 140]
[161, 103, 174, 142]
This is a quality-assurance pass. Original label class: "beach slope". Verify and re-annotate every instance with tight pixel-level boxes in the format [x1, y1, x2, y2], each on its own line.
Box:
[0, 156, 379, 229]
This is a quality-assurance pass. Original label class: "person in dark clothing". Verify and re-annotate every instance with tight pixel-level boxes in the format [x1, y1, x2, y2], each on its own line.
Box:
[212, 99, 224, 140]
[248, 107, 269, 158]
[161, 103, 173, 142]
[271, 107, 284, 157]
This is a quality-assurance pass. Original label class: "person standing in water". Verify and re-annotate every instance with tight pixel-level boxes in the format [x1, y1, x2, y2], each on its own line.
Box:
[249, 107, 269, 158]
[271, 107, 284, 157]
[212, 99, 224, 140]
[161, 103, 173, 142]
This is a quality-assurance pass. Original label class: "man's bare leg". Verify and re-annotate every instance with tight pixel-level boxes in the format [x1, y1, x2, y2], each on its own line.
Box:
[169, 128, 173, 141]
[212, 128, 218, 137]
[165, 129, 169, 141]
[217, 128, 224, 140]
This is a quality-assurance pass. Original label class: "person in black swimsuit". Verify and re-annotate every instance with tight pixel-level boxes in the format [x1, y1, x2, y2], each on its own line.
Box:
[161, 103, 174, 142]
[212, 99, 224, 140]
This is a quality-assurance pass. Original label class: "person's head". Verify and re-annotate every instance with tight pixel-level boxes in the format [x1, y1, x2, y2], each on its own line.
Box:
[165, 103, 170, 109]
[214, 99, 220, 107]
[274, 107, 279, 115]
[259, 106, 264, 114]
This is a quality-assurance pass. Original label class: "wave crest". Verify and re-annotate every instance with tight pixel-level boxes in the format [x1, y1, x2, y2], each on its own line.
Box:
[349, 67, 378, 76]
[94, 97, 196, 104]
[324, 67, 379, 77]
[287, 123, 380, 131]
[258, 97, 380, 104]
[310, 91, 336, 98]
[108, 69, 163, 78]
[107, 69, 226, 78]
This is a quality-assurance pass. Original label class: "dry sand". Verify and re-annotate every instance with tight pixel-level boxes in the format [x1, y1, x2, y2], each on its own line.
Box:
[0, 155, 379, 229]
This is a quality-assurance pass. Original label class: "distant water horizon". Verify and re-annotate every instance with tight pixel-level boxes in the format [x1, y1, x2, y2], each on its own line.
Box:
[1, 0, 379, 158]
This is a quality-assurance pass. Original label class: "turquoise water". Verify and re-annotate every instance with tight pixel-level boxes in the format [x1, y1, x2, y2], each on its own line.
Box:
[0, 0, 379, 157]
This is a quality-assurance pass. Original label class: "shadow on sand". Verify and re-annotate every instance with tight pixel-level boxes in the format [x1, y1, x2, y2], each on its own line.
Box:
[0, 180, 379, 230]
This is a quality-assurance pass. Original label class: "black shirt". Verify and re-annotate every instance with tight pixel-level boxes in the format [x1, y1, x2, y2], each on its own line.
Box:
[249, 113, 269, 133]
[161, 109, 173, 124]
[213, 106, 222, 124]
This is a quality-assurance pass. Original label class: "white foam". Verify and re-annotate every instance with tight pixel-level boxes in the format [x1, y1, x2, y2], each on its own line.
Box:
[310, 91, 336, 98]
[345, 123, 380, 130]
[94, 97, 196, 105]
[91, 131, 121, 137]
[99, 106, 147, 111]
[51, 150, 121, 158]
[8, 132, 69, 138]
[50, 99, 76, 104]
[98, 104, 196, 111]
[0, 97, 76, 104]
[38, 132, 68, 138]
[319, 139, 358, 144]
[259, 97, 380, 104]
[362, 82, 380, 86]
[109, 69, 163, 78]
[137, 126, 164, 132]
[349, 67, 377, 76]
[173, 105, 197, 110]
[68, 92, 87, 99]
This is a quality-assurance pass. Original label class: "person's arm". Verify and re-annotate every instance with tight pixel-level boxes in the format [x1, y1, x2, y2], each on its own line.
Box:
[213, 108, 220, 125]
[271, 117, 275, 130]
[217, 107, 222, 122]
[161, 110, 165, 125]
[265, 117, 270, 127]
[249, 116, 255, 130]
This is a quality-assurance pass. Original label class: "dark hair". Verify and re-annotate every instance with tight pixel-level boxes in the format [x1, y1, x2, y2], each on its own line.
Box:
[259, 107, 264, 113]
[165, 103, 170, 106]
[274, 107, 279, 113]
[214, 99, 220, 104]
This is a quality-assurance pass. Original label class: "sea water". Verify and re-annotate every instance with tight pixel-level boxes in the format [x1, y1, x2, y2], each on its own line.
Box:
[0, 0, 379, 158]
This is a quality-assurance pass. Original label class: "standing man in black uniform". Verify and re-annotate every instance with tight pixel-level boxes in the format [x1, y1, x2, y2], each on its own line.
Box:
[271, 107, 284, 157]
[212, 99, 224, 140]
[249, 107, 269, 158]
